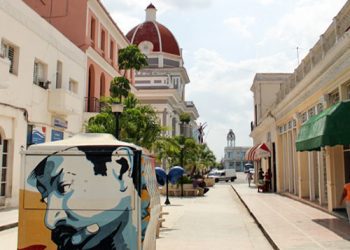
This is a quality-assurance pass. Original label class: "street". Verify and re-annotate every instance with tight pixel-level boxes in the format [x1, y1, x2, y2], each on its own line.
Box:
[156, 174, 272, 250]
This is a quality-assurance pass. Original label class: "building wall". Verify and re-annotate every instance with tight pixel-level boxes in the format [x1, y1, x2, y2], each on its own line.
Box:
[224, 146, 250, 171]
[250, 0, 350, 212]
[23, 0, 88, 50]
[25, 0, 132, 115]
[0, 0, 86, 208]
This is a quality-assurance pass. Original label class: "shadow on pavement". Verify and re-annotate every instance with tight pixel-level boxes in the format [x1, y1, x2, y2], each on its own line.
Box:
[313, 218, 350, 241]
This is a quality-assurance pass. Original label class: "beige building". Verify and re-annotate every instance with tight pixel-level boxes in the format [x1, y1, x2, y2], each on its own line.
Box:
[250, 1, 350, 212]
[0, 0, 86, 208]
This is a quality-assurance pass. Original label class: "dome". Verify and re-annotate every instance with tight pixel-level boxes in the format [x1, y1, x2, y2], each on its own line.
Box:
[126, 4, 181, 56]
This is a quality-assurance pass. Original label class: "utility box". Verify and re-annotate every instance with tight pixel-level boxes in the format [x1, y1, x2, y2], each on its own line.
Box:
[18, 133, 160, 250]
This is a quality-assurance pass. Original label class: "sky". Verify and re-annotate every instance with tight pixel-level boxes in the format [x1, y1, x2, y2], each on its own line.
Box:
[101, 0, 347, 160]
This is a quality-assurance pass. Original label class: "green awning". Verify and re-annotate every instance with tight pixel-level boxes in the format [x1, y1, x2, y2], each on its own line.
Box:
[296, 100, 350, 152]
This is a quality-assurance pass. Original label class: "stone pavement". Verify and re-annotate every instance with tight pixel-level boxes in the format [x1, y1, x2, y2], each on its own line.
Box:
[232, 182, 350, 249]
[0, 208, 18, 232]
[157, 183, 273, 250]
[2, 179, 350, 250]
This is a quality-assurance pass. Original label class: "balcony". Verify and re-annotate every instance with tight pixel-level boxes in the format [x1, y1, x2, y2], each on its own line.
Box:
[48, 88, 82, 115]
[0, 56, 10, 89]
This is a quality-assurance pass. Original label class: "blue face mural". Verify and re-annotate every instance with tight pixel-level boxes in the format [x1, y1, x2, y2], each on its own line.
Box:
[27, 146, 139, 250]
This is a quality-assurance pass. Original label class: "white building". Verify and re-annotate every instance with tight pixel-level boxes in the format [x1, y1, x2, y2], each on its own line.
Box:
[223, 129, 250, 171]
[0, 0, 86, 208]
[126, 4, 199, 139]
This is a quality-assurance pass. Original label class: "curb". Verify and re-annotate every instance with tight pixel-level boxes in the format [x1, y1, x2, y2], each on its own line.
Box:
[230, 185, 279, 250]
[0, 222, 18, 232]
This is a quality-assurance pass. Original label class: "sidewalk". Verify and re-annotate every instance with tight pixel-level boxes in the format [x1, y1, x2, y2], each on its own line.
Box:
[232, 182, 350, 249]
[0, 208, 18, 231]
[157, 183, 273, 250]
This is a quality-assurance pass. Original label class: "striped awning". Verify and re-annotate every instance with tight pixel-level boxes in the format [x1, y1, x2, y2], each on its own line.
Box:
[245, 143, 271, 161]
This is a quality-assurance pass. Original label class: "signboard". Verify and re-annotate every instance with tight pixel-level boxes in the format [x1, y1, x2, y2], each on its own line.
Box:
[51, 130, 63, 141]
[53, 117, 68, 129]
[32, 126, 46, 144]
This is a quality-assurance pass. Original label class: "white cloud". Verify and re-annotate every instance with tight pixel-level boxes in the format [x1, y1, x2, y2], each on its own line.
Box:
[256, 0, 274, 5]
[224, 17, 255, 38]
[260, 0, 347, 58]
[165, 0, 213, 9]
[186, 48, 294, 159]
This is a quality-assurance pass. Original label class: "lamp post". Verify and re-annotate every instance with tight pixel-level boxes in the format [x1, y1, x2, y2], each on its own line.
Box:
[164, 157, 171, 205]
[180, 144, 184, 197]
[111, 103, 124, 139]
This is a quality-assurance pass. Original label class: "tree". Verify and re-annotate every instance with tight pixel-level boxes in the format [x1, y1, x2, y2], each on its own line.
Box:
[110, 45, 148, 102]
[86, 95, 162, 150]
[118, 44, 148, 72]
[120, 101, 162, 149]
[179, 112, 191, 124]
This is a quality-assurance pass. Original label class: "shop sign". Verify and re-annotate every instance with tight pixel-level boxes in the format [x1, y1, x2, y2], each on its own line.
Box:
[53, 117, 68, 129]
[32, 126, 46, 144]
[51, 130, 64, 142]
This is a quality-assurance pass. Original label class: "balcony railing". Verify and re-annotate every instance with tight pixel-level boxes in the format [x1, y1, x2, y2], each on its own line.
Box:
[275, 1, 350, 105]
[48, 88, 82, 115]
[85, 97, 101, 113]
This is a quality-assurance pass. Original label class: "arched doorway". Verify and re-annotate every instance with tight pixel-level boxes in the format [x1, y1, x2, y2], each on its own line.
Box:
[87, 65, 95, 112]
[100, 73, 106, 98]
[0, 132, 9, 202]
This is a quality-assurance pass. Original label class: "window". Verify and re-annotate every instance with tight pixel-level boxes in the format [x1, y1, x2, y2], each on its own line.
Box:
[346, 84, 350, 100]
[33, 60, 49, 89]
[301, 112, 307, 124]
[69, 79, 78, 94]
[0, 138, 9, 197]
[56, 61, 62, 89]
[110, 40, 114, 60]
[101, 30, 106, 53]
[1, 40, 18, 75]
[317, 103, 324, 114]
[329, 90, 339, 105]
[90, 17, 96, 43]
[307, 107, 316, 119]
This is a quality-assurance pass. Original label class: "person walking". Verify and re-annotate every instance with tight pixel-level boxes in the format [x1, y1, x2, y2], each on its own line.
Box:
[247, 171, 253, 187]
[340, 182, 350, 222]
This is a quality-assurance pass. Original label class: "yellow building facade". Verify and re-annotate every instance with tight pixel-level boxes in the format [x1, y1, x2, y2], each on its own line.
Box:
[250, 1, 350, 213]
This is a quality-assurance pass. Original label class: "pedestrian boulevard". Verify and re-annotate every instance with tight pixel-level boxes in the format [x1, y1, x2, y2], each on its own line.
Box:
[2, 179, 350, 249]
[157, 183, 272, 250]
[233, 182, 350, 249]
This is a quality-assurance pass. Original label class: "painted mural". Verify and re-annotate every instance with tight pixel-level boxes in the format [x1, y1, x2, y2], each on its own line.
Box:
[18, 144, 160, 250]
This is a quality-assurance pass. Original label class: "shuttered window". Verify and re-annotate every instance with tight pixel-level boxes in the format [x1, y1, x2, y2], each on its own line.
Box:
[1, 41, 16, 74]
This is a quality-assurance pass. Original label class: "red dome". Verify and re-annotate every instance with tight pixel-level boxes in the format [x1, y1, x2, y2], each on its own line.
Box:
[126, 21, 181, 56]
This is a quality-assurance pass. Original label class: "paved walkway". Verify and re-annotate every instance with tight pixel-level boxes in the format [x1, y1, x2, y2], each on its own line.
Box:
[233, 182, 350, 250]
[157, 183, 272, 250]
[0, 208, 18, 231]
[2, 179, 350, 250]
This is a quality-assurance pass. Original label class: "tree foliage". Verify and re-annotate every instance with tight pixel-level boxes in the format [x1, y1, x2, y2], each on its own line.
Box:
[118, 44, 148, 71]
[86, 95, 162, 150]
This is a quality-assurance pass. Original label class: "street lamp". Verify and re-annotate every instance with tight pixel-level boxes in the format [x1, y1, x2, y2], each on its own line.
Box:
[111, 103, 124, 139]
[165, 157, 171, 205]
[180, 144, 185, 197]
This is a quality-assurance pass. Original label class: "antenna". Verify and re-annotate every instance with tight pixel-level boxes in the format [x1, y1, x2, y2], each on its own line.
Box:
[296, 46, 300, 65]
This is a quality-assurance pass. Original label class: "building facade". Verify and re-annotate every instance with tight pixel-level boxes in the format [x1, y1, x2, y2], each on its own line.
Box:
[0, 0, 86, 207]
[223, 129, 250, 171]
[24, 0, 132, 122]
[250, 1, 350, 211]
[126, 4, 199, 138]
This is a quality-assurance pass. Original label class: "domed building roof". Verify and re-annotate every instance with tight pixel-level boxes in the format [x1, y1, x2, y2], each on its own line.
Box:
[126, 4, 181, 56]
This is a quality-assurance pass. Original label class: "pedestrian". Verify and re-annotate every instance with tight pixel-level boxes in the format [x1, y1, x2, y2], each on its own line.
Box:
[340, 181, 350, 222]
[247, 171, 253, 187]
[258, 167, 264, 184]
[264, 168, 272, 192]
